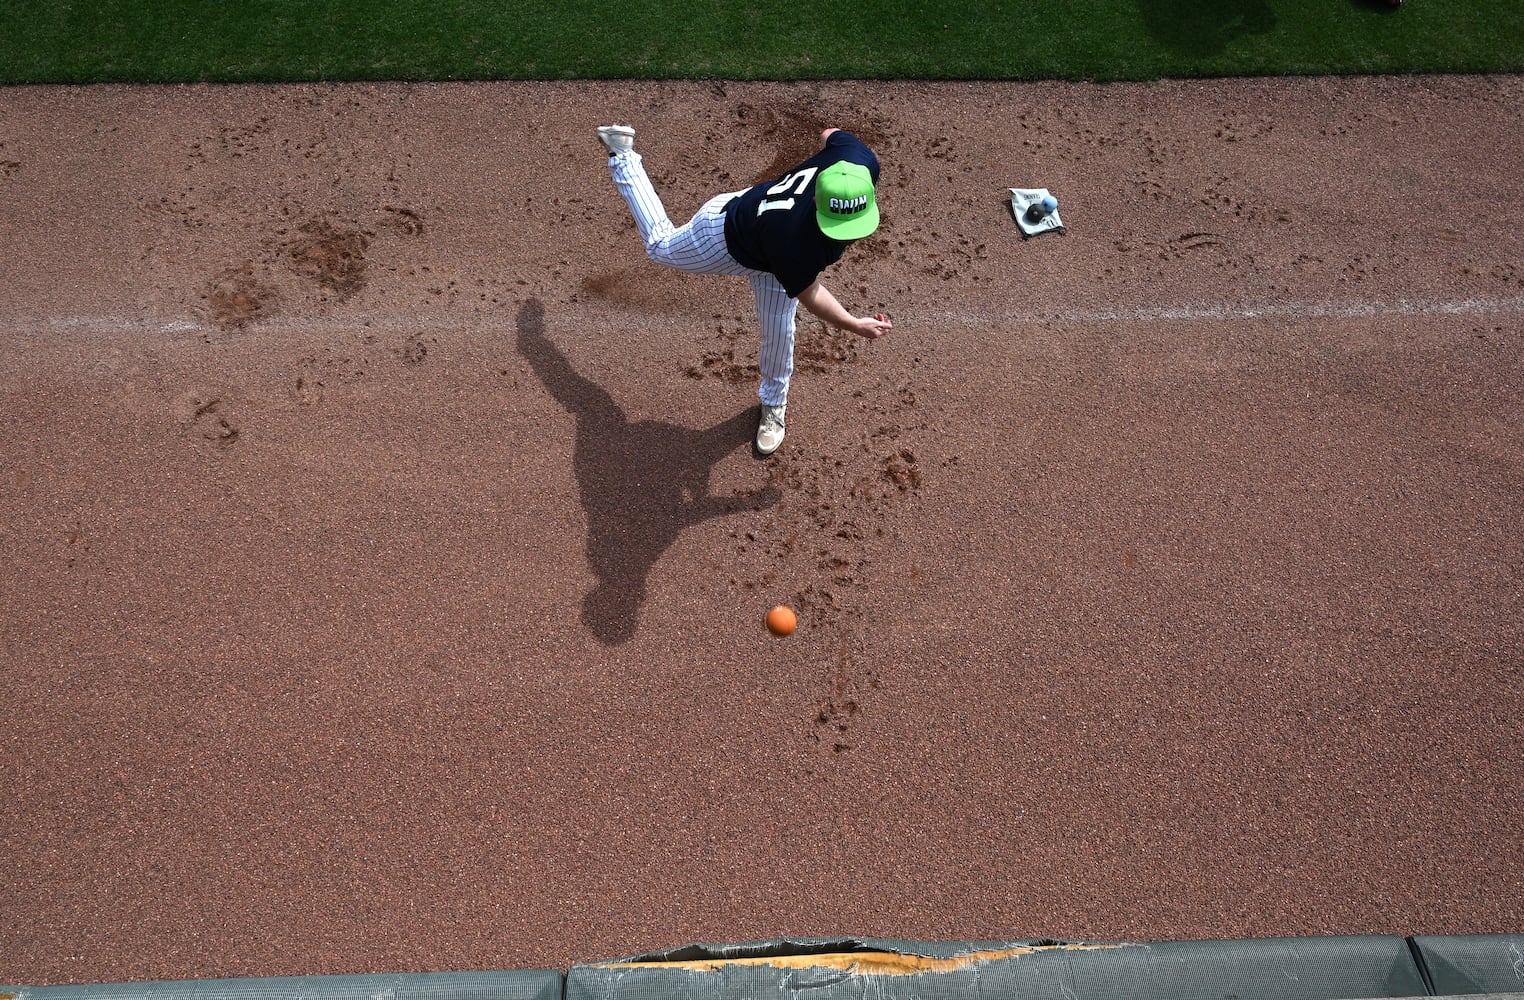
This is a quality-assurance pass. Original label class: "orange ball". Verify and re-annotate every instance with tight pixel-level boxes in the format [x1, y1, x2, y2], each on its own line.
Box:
[766, 605, 797, 637]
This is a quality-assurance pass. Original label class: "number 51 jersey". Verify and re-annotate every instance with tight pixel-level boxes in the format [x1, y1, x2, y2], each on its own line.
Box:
[723, 131, 881, 299]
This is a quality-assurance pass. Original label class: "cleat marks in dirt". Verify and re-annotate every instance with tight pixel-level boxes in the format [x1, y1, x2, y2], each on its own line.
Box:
[1213, 114, 1276, 143]
[382, 204, 425, 236]
[795, 321, 862, 375]
[151, 106, 434, 329]
[63, 520, 92, 569]
[809, 633, 882, 754]
[685, 342, 756, 385]
[293, 349, 367, 406]
[177, 393, 241, 449]
[722, 365, 926, 753]
[397, 332, 436, 366]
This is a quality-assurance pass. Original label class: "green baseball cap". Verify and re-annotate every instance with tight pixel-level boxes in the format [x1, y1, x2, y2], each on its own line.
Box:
[815, 161, 879, 241]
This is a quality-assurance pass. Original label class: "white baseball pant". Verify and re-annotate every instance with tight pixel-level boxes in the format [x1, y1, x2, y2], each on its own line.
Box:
[607, 152, 797, 407]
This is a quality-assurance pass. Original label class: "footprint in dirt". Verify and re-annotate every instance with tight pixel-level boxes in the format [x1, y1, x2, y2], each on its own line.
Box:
[382, 205, 425, 237]
[795, 322, 861, 375]
[176, 392, 241, 448]
[293, 350, 369, 405]
[63, 520, 92, 569]
[878, 448, 921, 493]
[294, 358, 325, 406]
[397, 333, 435, 366]
[810, 636, 881, 754]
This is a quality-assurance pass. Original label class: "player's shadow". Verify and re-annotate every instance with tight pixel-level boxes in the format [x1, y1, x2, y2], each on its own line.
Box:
[516, 299, 780, 645]
[1136, 0, 1276, 57]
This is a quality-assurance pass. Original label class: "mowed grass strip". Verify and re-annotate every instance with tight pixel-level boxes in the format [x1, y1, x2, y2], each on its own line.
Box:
[2, 0, 1522, 84]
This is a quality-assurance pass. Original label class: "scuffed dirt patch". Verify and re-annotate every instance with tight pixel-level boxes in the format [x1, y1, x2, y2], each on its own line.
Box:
[204, 264, 275, 329]
[287, 218, 369, 299]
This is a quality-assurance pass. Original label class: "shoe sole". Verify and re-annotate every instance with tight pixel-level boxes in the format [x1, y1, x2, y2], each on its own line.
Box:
[596, 126, 634, 154]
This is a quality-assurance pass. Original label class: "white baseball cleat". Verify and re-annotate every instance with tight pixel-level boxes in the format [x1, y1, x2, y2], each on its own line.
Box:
[756, 403, 786, 455]
[596, 124, 636, 156]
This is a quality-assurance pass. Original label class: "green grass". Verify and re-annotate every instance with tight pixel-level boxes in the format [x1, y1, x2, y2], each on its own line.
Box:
[2, 0, 1521, 84]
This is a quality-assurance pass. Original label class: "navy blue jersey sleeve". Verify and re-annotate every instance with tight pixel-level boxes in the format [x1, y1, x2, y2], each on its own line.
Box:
[724, 131, 880, 297]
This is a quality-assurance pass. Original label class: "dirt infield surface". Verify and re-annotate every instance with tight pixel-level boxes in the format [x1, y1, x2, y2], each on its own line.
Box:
[2, 76, 1521, 985]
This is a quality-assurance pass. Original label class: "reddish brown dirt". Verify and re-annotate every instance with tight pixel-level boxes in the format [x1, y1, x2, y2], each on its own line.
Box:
[2, 77, 1522, 985]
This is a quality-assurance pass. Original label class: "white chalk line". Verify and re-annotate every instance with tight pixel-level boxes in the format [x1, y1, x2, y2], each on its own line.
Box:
[920, 294, 1524, 328]
[4, 294, 1523, 337]
[1024, 294, 1524, 324]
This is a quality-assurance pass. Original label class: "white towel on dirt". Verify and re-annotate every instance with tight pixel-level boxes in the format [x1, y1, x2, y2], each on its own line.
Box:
[1010, 187, 1063, 236]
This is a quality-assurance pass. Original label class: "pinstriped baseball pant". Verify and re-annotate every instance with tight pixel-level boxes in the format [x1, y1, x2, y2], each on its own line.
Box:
[608, 152, 796, 407]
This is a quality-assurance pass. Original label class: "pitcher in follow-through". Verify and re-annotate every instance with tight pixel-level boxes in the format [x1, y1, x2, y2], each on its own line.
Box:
[595, 123, 893, 455]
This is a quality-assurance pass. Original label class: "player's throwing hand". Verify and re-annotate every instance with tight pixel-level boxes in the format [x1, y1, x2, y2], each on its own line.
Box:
[854, 313, 894, 340]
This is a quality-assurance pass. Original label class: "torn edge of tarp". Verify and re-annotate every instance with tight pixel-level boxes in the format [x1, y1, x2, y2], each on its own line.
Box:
[593, 937, 1137, 975]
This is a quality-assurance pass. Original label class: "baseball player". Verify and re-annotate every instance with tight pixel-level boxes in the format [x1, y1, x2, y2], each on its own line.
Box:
[595, 123, 893, 455]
